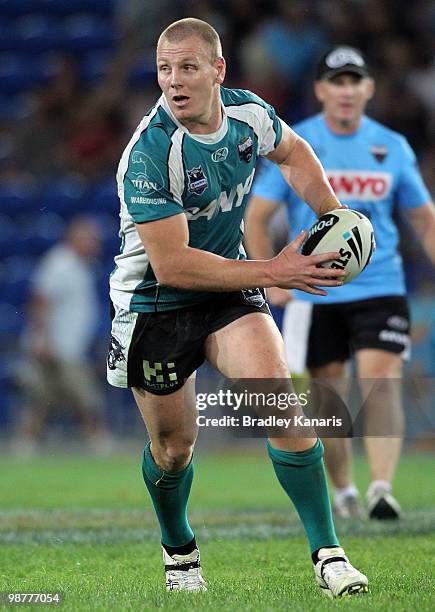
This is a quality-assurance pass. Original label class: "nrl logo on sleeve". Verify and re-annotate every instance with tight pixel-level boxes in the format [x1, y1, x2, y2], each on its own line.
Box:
[237, 135, 253, 162]
[211, 147, 228, 162]
[187, 166, 208, 195]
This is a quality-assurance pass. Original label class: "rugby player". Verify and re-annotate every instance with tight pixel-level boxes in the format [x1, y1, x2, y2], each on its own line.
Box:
[107, 21, 368, 597]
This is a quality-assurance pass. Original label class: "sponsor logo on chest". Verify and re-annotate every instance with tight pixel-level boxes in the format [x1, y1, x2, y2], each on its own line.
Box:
[328, 170, 392, 201]
[185, 170, 255, 221]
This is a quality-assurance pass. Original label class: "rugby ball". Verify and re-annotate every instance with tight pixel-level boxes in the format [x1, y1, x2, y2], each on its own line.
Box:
[301, 209, 374, 283]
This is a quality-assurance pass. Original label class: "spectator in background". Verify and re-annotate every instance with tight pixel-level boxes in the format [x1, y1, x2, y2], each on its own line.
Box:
[14, 216, 112, 456]
[15, 54, 82, 180]
[246, 46, 435, 520]
[240, 0, 327, 119]
[115, 0, 181, 54]
[65, 102, 125, 181]
[407, 46, 435, 117]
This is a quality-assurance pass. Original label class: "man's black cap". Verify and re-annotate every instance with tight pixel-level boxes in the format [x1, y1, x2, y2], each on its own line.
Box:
[316, 46, 369, 81]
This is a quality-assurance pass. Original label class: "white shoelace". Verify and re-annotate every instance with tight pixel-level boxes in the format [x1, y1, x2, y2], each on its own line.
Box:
[324, 560, 352, 578]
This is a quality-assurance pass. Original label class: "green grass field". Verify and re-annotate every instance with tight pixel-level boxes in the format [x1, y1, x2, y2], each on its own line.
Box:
[0, 449, 434, 611]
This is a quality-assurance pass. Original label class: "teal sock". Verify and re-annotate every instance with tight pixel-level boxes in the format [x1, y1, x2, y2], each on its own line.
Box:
[267, 439, 339, 553]
[142, 442, 194, 548]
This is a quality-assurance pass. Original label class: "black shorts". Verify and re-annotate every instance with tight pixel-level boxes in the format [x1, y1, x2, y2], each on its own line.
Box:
[107, 289, 270, 395]
[306, 296, 411, 369]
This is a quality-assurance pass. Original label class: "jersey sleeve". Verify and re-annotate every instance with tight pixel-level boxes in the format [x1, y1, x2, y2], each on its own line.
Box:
[396, 137, 431, 210]
[120, 130, 184, 223]
[252, 158, 292, 202]
[256, 99, 283, 156]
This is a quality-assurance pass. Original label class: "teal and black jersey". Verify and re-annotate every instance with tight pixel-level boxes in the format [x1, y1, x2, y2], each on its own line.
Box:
[110, 87, 282, 312]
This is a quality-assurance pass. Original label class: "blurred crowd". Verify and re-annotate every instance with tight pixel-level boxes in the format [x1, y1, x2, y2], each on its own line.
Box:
[0, 0, 434, 449]
[1, 0, 435, 187]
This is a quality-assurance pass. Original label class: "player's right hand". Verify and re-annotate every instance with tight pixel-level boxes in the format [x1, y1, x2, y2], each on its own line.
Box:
[269, 231, 345, 296]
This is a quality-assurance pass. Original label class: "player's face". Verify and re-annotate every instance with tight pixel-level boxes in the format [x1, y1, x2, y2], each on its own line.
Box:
[314, 74, 374, 132]
[157, 35, 226, 134]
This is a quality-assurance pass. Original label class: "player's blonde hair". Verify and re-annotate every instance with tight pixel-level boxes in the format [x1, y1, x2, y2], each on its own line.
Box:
[158, 18, 222, 61]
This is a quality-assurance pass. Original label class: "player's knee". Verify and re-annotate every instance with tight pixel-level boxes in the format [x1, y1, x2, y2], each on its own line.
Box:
[153, 438, 194, 472]
[358, 351, 403, 379]
[360, 364, 401, 379]
[263, 358, 289, 378]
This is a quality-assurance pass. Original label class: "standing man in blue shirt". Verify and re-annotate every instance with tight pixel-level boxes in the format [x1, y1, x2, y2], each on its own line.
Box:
[246, 46, 435, 520]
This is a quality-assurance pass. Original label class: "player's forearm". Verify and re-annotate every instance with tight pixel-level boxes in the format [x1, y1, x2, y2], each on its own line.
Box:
[156, 246, 275, 291]
[244, 221, 275, 260]
[245, 197, 282, 259]
[419, 205, 435, 265]
[421, 222, 435, 265]
[279, 138, 340, 216]
[408, 202, 435, 266]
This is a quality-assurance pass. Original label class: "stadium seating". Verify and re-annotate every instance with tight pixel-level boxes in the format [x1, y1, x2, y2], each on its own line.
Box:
[0, 94, 33, 121]
[94, 210, 121, 254]
[0, 0, 116, 95]
[0, 54, 34, 94]
[61, 14, 115, 53]
[38, 0, 115, 17]
[0, 0, 45, 17]
[128, 53, 157, 88]
[14, 14, 60, 53]
[80, 50, 111, 84]
[0, 304, 25, 429]
[41, 177, 89, 218]
[19, 212, 65, 256]
[0, 357, 12, 426]
[0, 0, 114, 18]
[0, 182, 38, 216]
[0, 255, 36, 307]
[88, 178, 119, 215]
[0, 19, 17, 52]
[0, 214, 20, 256]
[0, 301, 26, 336]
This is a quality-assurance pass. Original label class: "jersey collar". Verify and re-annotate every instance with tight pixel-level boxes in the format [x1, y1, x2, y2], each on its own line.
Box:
[320, 113, 367, 138]
[160, 94, 228, 144]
